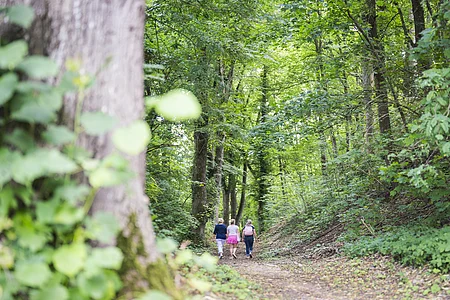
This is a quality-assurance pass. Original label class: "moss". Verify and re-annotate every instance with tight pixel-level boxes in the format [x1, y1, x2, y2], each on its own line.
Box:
[117, 213, 183, 300]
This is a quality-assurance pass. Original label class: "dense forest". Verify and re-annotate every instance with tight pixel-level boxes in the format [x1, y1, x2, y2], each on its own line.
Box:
[1, 0, 450, 299]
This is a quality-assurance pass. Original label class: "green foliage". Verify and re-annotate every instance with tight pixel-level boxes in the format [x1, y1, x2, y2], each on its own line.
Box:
[343, 226, 450, 272]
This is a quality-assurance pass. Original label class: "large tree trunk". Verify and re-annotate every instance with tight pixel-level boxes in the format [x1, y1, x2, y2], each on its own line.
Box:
[2, 0, 179, 297]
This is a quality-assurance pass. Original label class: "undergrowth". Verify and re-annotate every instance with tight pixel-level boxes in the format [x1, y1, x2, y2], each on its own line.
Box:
[342, 225, 450, 273]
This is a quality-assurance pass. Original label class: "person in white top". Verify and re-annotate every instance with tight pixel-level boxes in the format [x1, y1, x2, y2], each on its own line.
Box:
[226, 219, 240, 259]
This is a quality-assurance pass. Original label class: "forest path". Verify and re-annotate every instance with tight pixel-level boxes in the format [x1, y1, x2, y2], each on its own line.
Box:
[220, 250, 450, 299]
[223, 255, 345, 299]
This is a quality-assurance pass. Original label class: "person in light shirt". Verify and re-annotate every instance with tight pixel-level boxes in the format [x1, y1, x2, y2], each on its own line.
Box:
[226, 219, 240, 259]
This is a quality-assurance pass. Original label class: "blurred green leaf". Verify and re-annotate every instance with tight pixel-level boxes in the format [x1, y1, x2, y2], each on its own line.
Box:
[4, 128, 36, 152]
[14, 261, 52, 287]
[137, 291, 172, 300]
[112, 120, 151, 155]
[42, 125, 76, 145]
[54, 203, 84, 225]
[0, 40, 28, 69]
[0, 187, 16, 218]
[88, 166, 132, 188]
[5, 5, 34, 28]
[0, 73, 18, 105]
[30, 284, 69, 300]
[77, 272, 110, 300]
[0, 148, 20, 187]
[156, 238, 178, 254]
[53, 243, 87, 277]
[85, 212, 120, 244]
[88, 247, 123, 270]
[17, 56, 58, 79]
[147, 88, 201, 121]
[55, 184, 90, 204]
[80, 112, 117, 136]
[36, 198, 60, 224]
[12, 102, 56, 124]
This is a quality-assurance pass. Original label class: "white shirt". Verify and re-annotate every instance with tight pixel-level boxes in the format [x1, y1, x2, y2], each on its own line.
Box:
[227, 224, 239, 235]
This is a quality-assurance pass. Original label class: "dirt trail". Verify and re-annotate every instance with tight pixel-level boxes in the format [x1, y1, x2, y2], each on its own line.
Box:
[220, 250, 450, 300]
[224, 257, 345, 300]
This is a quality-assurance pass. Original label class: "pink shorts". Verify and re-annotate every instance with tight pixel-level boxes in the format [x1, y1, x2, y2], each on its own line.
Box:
[227, 235, 238, 244]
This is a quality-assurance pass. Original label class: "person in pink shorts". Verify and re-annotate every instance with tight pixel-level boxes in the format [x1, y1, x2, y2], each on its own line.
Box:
[226, 219, 240, 259]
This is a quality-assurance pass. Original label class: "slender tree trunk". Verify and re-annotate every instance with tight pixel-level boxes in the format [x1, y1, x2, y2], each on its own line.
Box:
[345, 115, 351, 152]
[222, 178, 230, 225]
[191, 127, 209, 240]
[255, 65, 271, 232]
[278, 156, 287, 198]
[362, 61, 374, 151]
[319, 130, 327, 176]
[213, 134, 225, 223]
[330, 129, 338, 157]
[235, 162, 247, 225]
[3, 0, 180, 296]
[230, 173, 237, 219]
[366, 0, 391, 134]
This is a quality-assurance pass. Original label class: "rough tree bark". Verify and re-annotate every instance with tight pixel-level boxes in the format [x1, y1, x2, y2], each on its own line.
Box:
[1, 0, 179, 297]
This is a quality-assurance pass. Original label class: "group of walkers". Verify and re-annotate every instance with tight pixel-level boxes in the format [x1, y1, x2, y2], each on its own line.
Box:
[213, 218, 257, 259]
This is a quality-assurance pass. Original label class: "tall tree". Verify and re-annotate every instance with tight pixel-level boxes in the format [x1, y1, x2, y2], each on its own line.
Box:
[1, 0, 178, 296]
[255, 65, 271, 232]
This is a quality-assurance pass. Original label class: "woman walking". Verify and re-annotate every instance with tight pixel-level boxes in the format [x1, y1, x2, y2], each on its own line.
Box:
[226, 219, 240, 259]
[213, 218, 227, 259]
[242, 219, 256, 258]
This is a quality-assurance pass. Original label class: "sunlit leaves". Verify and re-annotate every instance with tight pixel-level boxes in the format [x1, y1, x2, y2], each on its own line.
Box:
[112, 120, 151, 155]
[147, 88, 201, 121]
